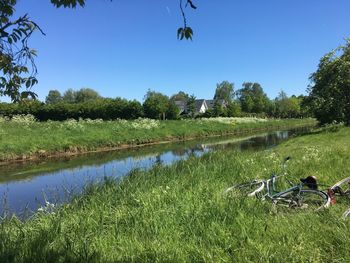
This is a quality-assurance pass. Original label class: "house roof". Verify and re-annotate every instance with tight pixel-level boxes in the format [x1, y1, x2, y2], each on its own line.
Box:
[174, 100, 187, 113]
[206, 99, 227, 109]
[195, 99, 207, 112]
[206, 100, 215, 109]
[174, 98, 226, 114]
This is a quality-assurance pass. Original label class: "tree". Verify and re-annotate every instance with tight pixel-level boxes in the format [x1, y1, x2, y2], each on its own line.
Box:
[186, 94, 196, 118]
[274, 91, 301, 118]
[75, 88, 100, 103]
[166, 101, 180, 120]
[308, 39, 350, 125]
[61, 88, 100, 103]
[212, 99, 226, 117]
[299, 95, 314, 118]
[45, 89, 62, 104]
[170, 91, 189, 102]
[226, 101, 241, 117]
[143, 90, 170, 120]
[62, 88, 76, 103]
[0, 0, 197, 101]
[237, 82, 270, 114]
[213, 81, 234, 103]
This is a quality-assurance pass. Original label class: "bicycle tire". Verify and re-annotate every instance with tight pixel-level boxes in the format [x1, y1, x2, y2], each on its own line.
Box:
[273, 189, 330, 211]
[342, 208, 350, 218]
[223, 180, 265, 198]
[330, 177, 350, 196]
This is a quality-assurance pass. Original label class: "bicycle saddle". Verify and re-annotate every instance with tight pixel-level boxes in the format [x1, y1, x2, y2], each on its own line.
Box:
[300, 176, 318, 190]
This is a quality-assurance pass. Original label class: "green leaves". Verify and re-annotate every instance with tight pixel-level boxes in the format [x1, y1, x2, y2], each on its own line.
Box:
[308, 39, 350, 125]
[50, 0, 85, 8]
[20, 90, 38, 100]
[177, 27, 193, 41]
[0, 2, 43, 102]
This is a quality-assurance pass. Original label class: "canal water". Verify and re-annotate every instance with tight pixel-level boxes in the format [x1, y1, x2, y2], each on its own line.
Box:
[0, 127, 309, 216]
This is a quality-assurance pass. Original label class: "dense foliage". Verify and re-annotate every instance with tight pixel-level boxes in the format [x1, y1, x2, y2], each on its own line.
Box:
[237, 82, 271, 114]
[0, 98, 143, 121]
[143, 90, 174, 120]
[0, 84, 310, 120]
[213, 81, 235, 103]
[308, 39, 350, 125]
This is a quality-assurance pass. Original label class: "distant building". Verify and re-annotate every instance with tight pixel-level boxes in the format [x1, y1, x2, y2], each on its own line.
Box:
[206, 99, 228, 110]
[174, 100, 187, 114]
[174, 99, 227, 115]
[195, 99, 208, 114]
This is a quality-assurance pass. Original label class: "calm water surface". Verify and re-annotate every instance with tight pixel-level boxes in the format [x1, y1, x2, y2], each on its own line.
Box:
[0, 128, 309, 216]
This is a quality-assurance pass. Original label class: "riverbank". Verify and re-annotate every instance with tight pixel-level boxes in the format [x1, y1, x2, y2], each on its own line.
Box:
[1, 126, 349, 262]
[0, 116, 315, 163]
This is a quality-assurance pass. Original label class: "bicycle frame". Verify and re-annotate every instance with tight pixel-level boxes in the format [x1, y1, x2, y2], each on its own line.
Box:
[255, 156, 295, 199]
[258, 174, 303, 202]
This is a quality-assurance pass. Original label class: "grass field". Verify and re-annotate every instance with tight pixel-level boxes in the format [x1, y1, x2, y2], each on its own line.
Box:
[0, 116, 315, 162]
[0, 126, 349, 262]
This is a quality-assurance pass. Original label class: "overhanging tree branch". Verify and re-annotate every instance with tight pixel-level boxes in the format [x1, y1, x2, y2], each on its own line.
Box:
[0, 0, 198, 101]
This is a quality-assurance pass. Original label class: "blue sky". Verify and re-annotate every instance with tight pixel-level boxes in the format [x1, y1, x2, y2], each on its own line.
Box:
[6, 0, 350, 102]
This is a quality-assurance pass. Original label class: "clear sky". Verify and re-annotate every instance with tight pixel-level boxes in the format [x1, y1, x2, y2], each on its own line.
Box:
[6, 0, 350, 102]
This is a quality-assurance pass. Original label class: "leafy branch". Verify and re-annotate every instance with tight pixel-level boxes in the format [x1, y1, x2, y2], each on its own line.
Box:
[0, 1, 47, 101]
[177, 0, 196, 40]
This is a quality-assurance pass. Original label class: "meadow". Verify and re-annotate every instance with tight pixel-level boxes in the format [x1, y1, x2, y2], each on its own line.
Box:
[0, 126, 349, 262]
[0, 115, 315, 162]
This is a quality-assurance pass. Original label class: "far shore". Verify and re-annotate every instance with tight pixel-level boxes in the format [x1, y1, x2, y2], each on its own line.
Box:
[0, 117, 316, 165]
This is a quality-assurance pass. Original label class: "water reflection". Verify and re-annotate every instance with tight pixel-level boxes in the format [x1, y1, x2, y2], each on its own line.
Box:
[0, 128, 308, 215]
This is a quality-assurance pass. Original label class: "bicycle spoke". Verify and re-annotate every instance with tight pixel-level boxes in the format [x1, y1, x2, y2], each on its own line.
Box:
[273, 189, 329, 211]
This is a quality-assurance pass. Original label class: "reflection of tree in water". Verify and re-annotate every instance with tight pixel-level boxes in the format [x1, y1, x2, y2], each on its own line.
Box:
[172, 144, 207, 158]
[171, 148, 188, 157]
[155, 154, 163, 166]
[239, 141, 258, 151]
[276, 131, 289, 140]
[208, 142, 241, 152]
[165, 131, 294, 164]
[218, 131, 292, 152]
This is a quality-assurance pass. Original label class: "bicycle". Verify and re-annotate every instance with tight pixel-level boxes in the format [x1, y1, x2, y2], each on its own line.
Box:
[342, 208, 350, 218]
[329, 176, 350, 197]
[327, 176, 350, 218]
[224, 157, 331, 211]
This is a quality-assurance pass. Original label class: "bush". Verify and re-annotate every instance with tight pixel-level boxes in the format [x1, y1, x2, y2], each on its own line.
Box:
[0, 98, 144, 121]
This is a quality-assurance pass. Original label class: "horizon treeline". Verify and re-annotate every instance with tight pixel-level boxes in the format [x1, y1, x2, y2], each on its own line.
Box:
[0, 83, 312, 121]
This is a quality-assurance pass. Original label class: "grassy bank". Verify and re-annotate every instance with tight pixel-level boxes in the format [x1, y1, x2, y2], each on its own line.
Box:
[1, 126, 350, 262]
[0, 116, 315, 162]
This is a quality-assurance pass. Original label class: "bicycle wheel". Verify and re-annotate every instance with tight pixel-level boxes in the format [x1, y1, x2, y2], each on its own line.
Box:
[342, 208, 350, 218]
[330, 177, 350, 196]
[223, 180, 265, 198]
[273, 189, 330, 211]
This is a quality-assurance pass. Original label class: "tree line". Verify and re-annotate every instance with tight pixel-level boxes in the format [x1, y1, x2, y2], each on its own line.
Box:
[1, 39, 348, 123]
[0, 84, 311, 121]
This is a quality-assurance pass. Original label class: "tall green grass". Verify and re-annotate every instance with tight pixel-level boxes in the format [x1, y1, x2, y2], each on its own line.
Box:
[0, 116, 315, 162]
[1, 126, 349, 262]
